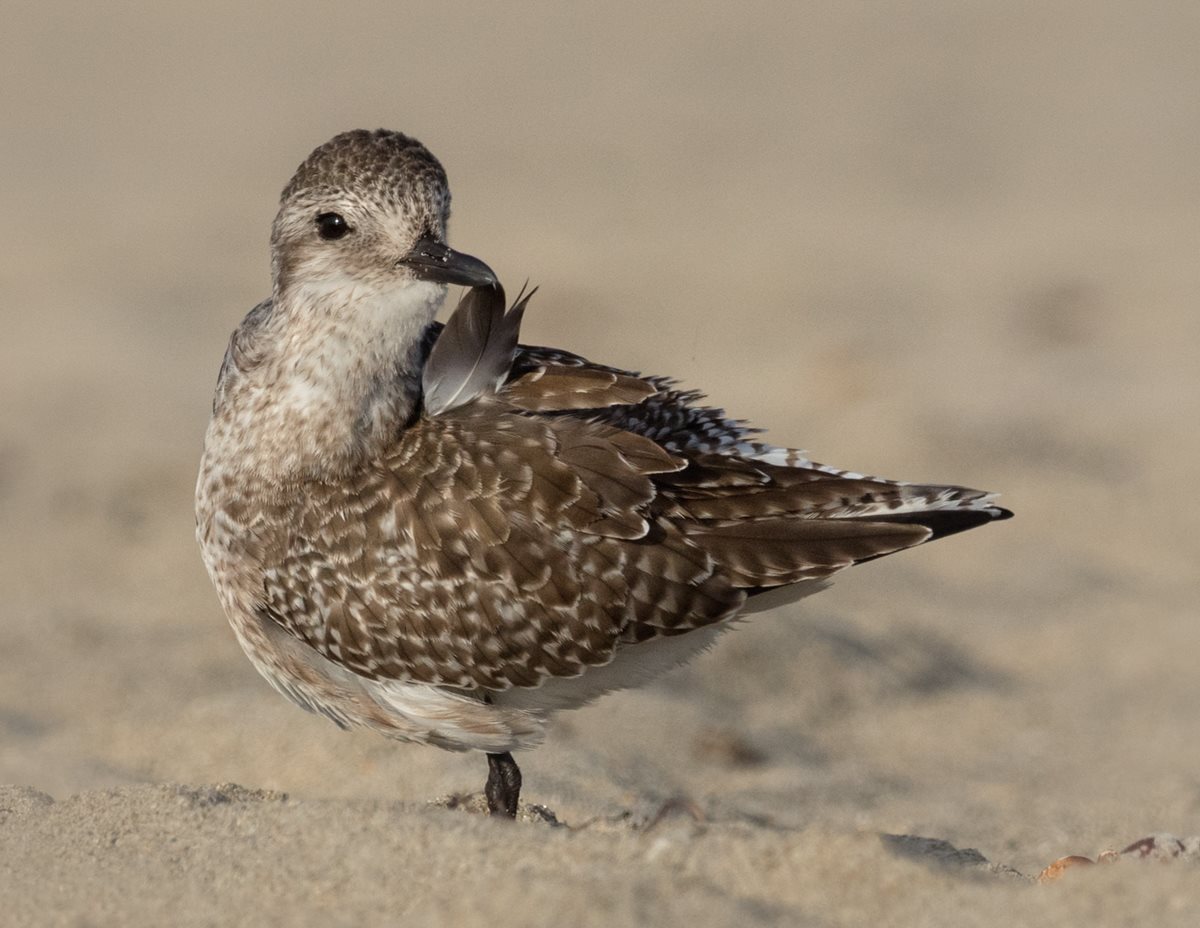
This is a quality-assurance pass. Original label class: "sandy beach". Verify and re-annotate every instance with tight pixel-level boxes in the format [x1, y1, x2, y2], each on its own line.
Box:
[2, 1, 1199, 924]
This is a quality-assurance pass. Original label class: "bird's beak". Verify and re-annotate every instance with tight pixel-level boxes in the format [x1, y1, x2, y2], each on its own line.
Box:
[397, 237, 498, 288]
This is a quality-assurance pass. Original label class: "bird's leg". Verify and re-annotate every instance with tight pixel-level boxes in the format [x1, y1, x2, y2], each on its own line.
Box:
[485, 751, 522, 818]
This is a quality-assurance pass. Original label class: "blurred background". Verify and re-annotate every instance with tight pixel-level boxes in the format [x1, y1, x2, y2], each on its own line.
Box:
[1, 0, 1198, 892]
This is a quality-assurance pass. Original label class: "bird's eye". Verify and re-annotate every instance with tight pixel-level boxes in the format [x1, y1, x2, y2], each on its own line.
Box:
[315, 212, 351, 240]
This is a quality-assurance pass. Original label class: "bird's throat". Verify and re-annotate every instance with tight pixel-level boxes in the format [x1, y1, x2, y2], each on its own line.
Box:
[214, 278, 445, 482]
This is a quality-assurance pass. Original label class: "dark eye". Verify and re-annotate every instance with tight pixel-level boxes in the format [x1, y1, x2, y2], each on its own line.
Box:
[315, 212, 351, 240]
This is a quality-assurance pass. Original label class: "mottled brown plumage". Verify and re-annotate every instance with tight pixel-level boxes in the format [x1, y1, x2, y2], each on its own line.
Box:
[196, 129, 1010, 817]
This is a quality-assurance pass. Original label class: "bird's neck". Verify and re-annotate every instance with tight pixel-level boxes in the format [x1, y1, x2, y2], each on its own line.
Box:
[208, 276, 445, 484]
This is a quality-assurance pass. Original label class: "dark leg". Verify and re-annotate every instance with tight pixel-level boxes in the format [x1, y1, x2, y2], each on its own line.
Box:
[485, 752, 522, 818]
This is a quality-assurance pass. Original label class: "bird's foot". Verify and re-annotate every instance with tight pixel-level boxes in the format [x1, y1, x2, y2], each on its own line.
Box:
[485, 751, 522, 818]
[434, 791, 561, 825]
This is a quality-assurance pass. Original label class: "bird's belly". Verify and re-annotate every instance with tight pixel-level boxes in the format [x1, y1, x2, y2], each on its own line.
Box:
[488, 625, 730, 713]
[228, 602, 547, 754]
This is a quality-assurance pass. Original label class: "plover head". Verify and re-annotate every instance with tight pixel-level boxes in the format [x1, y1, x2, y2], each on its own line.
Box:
[269, 128, 496, 303]
[209, 130, 501, 479]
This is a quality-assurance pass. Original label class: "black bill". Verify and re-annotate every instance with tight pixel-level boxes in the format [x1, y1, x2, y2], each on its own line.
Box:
[398, 237, 498, 288]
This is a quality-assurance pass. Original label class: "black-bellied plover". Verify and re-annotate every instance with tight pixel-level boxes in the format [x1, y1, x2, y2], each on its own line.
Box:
[195, 129, 1011, 817]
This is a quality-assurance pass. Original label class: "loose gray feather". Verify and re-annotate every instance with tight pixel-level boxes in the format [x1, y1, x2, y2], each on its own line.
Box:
[422, 284, 535, 416]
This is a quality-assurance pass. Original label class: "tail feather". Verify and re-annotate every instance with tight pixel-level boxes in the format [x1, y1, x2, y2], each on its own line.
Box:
[847, 504, 1012, 546]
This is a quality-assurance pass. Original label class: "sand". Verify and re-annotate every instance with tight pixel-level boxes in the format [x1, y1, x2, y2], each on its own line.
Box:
[2, 1, 1199, 924]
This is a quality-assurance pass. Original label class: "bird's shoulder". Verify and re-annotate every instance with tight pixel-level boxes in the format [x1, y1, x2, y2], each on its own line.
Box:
[418, 311, 769, 460]
[211, 298, 276, 413]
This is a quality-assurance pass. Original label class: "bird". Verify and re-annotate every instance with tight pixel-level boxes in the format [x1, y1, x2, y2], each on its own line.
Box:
[195, 128, 1011, 818]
